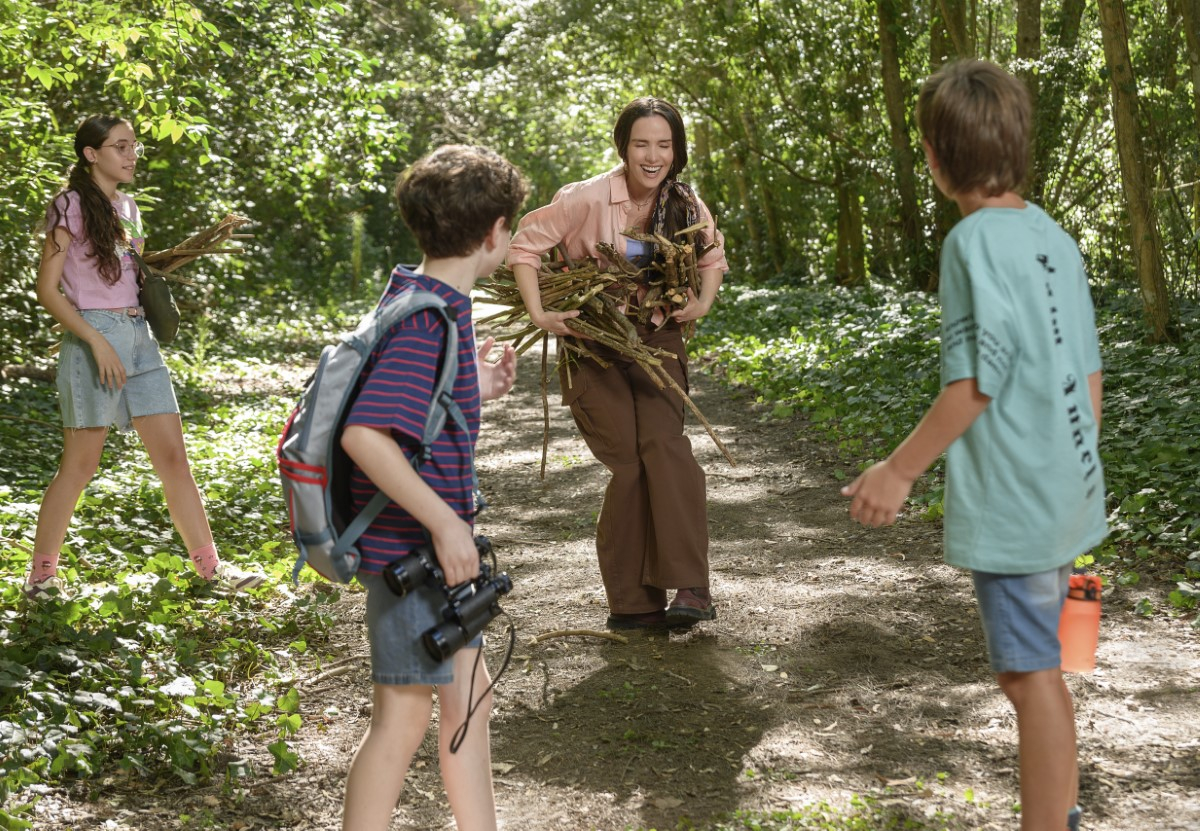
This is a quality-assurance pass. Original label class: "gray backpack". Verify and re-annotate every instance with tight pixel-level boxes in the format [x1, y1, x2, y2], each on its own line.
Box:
[277, 289, 470, 583]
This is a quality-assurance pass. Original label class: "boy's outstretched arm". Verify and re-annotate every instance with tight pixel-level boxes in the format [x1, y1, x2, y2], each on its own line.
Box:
[342, 425, 481, 586]
[842, 378, 991, 527]
[477, 335, 517, 401]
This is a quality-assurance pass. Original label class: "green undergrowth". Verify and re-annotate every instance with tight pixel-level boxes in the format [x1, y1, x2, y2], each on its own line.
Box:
[0, 301, 366, 825]
[693, 280, 1200, 616]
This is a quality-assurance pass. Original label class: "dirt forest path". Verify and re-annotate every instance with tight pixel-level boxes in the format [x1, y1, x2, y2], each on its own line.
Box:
[42, 346, 1199, 831]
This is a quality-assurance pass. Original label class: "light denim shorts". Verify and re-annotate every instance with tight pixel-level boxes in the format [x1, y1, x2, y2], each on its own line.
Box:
[359, 571, 482, 686]
[972, 564, 1071, 673]
[57, 309, 178, 433]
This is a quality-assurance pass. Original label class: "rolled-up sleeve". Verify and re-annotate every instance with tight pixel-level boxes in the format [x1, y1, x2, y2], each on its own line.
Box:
[507, 185, 582, 270]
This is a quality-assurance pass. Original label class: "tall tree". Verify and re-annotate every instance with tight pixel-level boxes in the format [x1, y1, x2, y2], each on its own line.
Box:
[1029, 0, 1088, 204]
[938, 0, 972, 56]
[877, 0, 930, 288]
[928, 0, 965, 250]
[1015, 0, 1041, 127]
[1181, 0, 1200, 229]
[1097, 0, 1176, 341]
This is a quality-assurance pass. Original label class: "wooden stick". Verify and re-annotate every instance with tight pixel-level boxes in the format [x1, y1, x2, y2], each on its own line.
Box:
[532, 629, 630, 644]
[540, 334, 550, 481]
[301, 663, 357, 687]
[0, 412, 59, 429]
[477, 254, 734, 466]
[654, 366, 737, 466]
[157, 248, 244, 256]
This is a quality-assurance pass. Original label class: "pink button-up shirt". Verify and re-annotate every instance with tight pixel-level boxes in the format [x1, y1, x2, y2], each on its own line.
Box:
[507, 166, 728, 274]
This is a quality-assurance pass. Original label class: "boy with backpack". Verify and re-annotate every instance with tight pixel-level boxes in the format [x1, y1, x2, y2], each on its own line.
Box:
[338, 144, 526, 831]
[841, 60, 1105, 831]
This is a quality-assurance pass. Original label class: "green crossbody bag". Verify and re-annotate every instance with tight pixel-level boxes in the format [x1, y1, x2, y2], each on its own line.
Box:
[128, 247, 180, 344]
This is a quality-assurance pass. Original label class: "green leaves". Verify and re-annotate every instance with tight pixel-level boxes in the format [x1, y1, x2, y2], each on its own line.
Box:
[0, 304, 346, 816]
[694, 280, 1199, 594]
[693, 281, 942, 463]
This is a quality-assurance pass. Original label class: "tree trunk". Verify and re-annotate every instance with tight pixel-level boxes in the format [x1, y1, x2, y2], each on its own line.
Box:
[877, 0, 931, 288]
[929, 7, 962, 251]
[1016, 0, 1041, 195]
[1096, 0, 1176, 342]
[1181, 0, 1200, 228]
[930, 4, 954, 67]
[1030, 0, 1087, 204]
[938, 0, 971, 57]
[834, 154, 866, 286]
[739, 109, 785, 272]
[729, 149, 762, 268]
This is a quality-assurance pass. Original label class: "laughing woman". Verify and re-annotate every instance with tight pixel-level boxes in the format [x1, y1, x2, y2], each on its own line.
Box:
[507, 97, 728, 630]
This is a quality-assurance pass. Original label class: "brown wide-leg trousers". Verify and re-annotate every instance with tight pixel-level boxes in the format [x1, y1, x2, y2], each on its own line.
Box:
[561, 322, 709, 614]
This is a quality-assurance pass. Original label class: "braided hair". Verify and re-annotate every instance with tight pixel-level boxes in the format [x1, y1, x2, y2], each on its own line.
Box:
[44, 115, 131, 286]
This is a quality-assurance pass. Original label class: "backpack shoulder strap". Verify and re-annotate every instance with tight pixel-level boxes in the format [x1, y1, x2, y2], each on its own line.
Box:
[332, 290, 472, 556]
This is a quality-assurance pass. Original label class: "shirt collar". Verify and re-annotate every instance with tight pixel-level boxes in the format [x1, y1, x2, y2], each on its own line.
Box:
[608, 165, 631, 205]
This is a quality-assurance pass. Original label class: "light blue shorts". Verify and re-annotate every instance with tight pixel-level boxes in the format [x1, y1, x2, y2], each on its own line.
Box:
[57, 309, 178, 433]
[359, 571, 482, 686]
[972, 564, 1071, 673]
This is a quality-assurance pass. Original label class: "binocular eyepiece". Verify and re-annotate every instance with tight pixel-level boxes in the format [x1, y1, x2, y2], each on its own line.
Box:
[383, 535, 512, 662]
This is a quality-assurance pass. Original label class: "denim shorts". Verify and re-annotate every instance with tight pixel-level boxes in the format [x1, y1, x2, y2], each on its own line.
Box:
[972, 564, 1072, 673]
[58, 309, 178, 433]
[359, 571, 482, 686]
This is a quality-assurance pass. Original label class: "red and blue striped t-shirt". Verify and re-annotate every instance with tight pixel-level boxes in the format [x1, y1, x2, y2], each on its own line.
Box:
[343, 267, 480, 576]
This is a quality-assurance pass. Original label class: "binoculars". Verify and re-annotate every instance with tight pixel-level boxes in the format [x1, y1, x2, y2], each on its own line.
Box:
[383, 535, 512, 661]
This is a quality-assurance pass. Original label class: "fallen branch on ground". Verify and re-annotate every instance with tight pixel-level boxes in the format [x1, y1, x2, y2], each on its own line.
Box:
[531, 629, 630, 644]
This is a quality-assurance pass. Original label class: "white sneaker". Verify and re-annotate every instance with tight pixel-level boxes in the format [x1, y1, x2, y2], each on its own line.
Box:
[212, 562, 269, 592]
[23, 575, 64, 601]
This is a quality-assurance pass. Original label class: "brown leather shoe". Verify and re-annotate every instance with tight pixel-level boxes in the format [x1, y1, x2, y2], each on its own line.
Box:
[665, 587, 716, 626]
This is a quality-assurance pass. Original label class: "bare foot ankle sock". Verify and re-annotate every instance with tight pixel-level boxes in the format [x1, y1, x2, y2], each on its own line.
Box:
[28, 553, 60, 584]
[189, 543, 219, 580]
[1067, 805, 1082, 831]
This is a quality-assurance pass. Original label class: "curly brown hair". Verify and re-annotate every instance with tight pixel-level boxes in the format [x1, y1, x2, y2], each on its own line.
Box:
[394, 144, 528, 259]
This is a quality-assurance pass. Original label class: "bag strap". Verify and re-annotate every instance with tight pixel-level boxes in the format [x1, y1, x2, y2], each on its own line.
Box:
[126, 246, 153, 286]
[332, 292, 474, 558]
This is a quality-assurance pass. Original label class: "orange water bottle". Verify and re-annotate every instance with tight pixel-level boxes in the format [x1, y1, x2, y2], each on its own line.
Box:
[1059, 573, 1102, 673]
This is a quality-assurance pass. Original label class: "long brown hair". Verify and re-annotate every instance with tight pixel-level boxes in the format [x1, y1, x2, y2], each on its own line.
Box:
[612, 97, 703, 244]
[44, 115, 131, 285]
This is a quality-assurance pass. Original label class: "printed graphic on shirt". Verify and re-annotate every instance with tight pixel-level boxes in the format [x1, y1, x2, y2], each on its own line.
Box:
[116, 200, 145, 255]
[942, 314, 1014, 384]
[1038, 252, 1101, 499]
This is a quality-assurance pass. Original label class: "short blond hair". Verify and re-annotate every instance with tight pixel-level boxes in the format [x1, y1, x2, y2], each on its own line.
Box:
[916, 60, 1031, 196]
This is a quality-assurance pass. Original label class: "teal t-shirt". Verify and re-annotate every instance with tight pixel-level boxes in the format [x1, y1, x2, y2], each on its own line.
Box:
[939, 203, 1108, 574]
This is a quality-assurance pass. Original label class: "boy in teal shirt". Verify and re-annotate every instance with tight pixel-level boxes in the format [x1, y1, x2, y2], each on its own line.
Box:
[843, 60, 1105, 831]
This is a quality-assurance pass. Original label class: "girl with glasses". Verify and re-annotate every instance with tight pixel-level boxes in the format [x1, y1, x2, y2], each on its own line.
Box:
[23, 114, 265, 599]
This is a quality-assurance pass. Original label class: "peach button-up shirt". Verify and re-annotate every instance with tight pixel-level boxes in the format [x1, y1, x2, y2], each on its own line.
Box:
[507, 166, 729, 274]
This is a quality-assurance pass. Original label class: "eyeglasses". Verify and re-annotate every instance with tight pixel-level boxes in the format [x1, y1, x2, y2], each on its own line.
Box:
[100, 141, 145, 158]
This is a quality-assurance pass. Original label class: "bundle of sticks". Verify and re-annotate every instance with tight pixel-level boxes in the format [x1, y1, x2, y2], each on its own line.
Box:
[476, 226, 735, 471]
[48, 214, 253, 352]
[141, 213, 252, 281]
